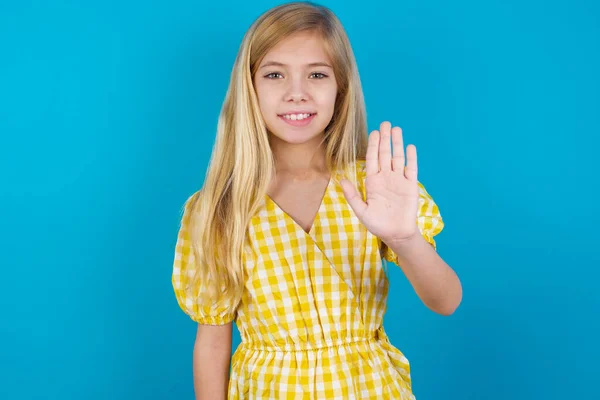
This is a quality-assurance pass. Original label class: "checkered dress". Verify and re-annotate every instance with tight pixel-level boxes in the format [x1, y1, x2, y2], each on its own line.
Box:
[172, 159, 444, 399]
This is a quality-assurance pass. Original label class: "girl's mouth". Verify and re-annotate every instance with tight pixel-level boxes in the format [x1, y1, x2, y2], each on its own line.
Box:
[278, 113, 317, 127]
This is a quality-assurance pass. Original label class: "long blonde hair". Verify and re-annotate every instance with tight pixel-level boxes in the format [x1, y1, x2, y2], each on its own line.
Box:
[186, 1, 369, 314]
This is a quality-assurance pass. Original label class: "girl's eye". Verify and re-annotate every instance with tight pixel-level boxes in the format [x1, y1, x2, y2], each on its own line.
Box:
[264, 72, 329, 79]
[265, 72, 283, 79]
[310, 72, 328, 79]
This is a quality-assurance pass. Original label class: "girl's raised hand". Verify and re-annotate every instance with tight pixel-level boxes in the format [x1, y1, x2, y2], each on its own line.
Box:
[340, 121, 420, 246]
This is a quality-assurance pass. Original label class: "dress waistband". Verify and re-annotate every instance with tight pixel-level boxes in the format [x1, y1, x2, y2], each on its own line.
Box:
[241, 330, 382, 352]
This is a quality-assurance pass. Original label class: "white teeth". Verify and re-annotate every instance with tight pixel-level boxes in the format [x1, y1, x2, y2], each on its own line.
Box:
[283, 113, 312, 121]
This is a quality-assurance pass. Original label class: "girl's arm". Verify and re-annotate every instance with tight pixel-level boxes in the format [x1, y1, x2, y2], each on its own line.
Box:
[387, 234, 462, 316]
[193, 322, 233, 400]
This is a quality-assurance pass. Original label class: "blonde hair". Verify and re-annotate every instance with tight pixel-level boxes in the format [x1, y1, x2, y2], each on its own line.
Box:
[185, 1, 369, 315]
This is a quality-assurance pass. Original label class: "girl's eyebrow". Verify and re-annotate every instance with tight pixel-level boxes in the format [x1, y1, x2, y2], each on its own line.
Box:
[259, 61, 333, 69]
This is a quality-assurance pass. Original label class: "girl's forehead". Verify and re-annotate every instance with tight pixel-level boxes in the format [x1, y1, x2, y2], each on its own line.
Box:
[267, 32, 329, 56]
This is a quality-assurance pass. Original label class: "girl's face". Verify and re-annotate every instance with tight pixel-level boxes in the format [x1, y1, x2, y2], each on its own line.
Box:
[254, 31, 338, 145]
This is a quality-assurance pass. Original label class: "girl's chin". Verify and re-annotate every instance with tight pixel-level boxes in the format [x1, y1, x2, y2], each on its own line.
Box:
[268, 129, 325, 144]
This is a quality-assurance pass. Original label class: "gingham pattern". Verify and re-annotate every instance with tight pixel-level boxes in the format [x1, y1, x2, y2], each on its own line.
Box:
[172, 160, 444, 399]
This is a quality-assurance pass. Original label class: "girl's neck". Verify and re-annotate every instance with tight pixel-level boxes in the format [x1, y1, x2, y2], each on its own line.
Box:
[270, 134, 328, 177]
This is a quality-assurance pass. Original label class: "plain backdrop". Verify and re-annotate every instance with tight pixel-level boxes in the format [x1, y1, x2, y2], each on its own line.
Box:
[1, 0, 598, 399]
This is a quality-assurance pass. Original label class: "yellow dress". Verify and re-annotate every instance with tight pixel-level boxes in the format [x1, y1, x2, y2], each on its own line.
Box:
[172, 160, 444, 399]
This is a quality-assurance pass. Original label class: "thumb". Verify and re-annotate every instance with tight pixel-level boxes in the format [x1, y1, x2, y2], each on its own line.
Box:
[340, 179, 367, 219]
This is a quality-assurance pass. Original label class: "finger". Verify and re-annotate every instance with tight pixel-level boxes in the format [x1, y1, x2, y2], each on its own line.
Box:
[404, 144, 418, 181]
[340, 179, 368, 219]
[379, 121, 392, 172]
[365, 130, 379, 176]
[391, 126, 405, 172]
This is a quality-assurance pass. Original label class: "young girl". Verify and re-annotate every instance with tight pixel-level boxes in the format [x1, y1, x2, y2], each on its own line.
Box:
[172, 2, 462, 399]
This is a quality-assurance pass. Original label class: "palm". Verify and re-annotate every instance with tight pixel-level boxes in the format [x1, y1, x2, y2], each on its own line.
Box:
[341, 121, 420, 244]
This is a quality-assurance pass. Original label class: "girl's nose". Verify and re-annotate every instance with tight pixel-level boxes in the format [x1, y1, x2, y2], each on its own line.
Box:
[286, 92, 308, 102]
[284, 77, 309, 102]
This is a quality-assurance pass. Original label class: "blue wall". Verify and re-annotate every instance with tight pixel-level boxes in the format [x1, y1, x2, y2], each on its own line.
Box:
[1, 1, 598, 399]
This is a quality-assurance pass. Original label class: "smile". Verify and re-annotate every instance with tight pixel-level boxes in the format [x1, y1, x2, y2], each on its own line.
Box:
[278, 112, 317, 127]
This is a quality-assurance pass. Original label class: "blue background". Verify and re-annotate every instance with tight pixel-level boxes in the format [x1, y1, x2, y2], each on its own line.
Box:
[1, 0, 598, 399]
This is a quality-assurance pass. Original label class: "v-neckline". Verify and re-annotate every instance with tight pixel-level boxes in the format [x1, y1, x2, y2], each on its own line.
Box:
[265, 176, 332, 237]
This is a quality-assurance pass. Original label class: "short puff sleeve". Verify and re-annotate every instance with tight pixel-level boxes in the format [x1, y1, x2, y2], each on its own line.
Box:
[171, 192, 237, 325]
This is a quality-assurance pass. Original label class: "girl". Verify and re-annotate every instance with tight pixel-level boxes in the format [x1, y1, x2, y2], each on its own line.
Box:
[172, 2, 462, 399]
